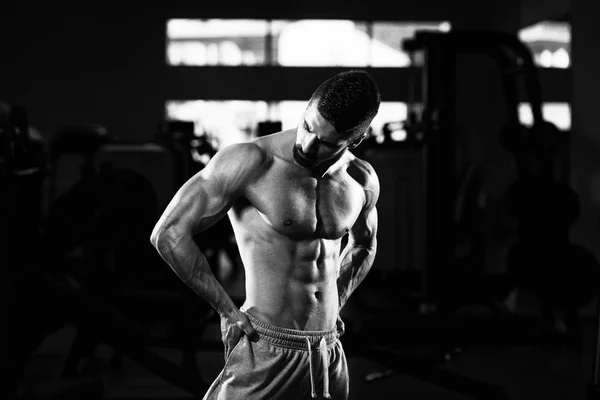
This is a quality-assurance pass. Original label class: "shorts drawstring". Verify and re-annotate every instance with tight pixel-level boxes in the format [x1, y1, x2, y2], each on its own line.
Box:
[319, 337, 331, 398]
[240, 310, 338, 399]
[305, 336, 331, 398]
[304, 337, 317, 398]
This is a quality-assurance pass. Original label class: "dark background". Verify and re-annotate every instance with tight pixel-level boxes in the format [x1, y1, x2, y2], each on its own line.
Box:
[2, 0, 600, 399]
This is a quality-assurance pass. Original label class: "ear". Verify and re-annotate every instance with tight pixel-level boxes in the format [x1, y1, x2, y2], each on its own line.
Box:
[348, 132, 367, 149]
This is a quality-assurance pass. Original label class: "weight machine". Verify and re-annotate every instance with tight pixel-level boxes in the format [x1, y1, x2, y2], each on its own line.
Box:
[0, 111, 237, 398]
[349, 29, 598, 400]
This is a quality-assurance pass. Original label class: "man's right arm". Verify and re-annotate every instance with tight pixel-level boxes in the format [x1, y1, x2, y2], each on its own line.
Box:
[150, 143, 266, 319]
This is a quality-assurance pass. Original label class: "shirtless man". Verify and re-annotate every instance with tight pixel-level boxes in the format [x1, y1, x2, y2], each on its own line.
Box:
[150, 70, 380, 399]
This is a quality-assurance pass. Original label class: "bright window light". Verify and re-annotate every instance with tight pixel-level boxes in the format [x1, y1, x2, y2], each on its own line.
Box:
[167, 19, 269, 39]
[166, 100, 269, 147]
[370, 22, 451, 67]
[519, 21, 570, 69]
[166, 100, 408, 147]
[518, 103, 571, 131]
[166, 19, 268, 66]
[519, 21, 570, 44]
[273, 20, 370, 67]
[166, 19, 451, 67]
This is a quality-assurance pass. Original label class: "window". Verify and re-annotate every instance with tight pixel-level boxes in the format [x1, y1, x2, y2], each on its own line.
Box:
[165, 100, 269, 147]
[276, 101, 407, 135]
[273, 20, 369, 67]
[518, 21, 570, 69]
[370, 21, 450, 67]
[518, 102, 571, 130]
[166, 19, 451, 67]
[166, 100, 408, 148]
[167, 19, 269, 66]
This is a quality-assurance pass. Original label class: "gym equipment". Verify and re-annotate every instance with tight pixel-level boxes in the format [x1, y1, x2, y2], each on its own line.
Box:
[47, 124, 111, 203]
[504, 178, 580, 231]
[95, 142, 178, 220]
[453, 161, 486, 276]
[497, 39, 597, 346]
[46, 125, 159, 301]
[0, 107, 106, 400]
[349, 28, 591, 400]
[155, 119, 217, 185]
[42, 123, 247, 395]
[1, 119, 235, 398]
[363, 29, 548, 300]
[495, 41, 589, 338]
[407, 28, 599, 322]
[45, 165, 158, 281]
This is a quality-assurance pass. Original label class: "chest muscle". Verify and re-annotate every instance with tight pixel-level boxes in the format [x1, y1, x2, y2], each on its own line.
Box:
[246, 159, 364, 239]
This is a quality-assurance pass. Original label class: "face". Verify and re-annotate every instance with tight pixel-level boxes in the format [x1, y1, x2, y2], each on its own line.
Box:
[293, 101, 357, 169]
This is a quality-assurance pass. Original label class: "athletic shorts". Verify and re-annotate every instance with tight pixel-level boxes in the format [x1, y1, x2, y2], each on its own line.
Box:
[202, 310, 348, 399]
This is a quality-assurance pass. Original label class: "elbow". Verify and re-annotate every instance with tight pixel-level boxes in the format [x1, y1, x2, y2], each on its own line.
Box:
[150, 224, 167, 250]
[358, 237, 377, 252]
[359, 239, 377, 255]
[150, 223, 188, 254]
[368, 240, 377, 257]
[150, 229, 175, 260]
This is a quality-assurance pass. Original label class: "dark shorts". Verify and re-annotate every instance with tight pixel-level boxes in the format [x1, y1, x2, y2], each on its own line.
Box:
[202, 310, 349, 400]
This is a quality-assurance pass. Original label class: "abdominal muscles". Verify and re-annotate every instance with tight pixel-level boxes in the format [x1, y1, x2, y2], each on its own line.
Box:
[236, 223, 341, 330]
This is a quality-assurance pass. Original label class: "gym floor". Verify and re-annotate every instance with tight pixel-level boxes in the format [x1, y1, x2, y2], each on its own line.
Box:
[21, 270, 597, 400]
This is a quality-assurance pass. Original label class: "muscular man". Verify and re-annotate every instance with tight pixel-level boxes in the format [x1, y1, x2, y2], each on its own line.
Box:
[151, 70, 380, 399]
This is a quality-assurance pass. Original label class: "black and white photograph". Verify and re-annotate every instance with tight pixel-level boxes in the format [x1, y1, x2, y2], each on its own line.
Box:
[1, 1, 597, 399]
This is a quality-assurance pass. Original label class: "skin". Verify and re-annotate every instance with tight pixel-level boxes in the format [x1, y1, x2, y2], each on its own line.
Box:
[151, 98, 380, 358]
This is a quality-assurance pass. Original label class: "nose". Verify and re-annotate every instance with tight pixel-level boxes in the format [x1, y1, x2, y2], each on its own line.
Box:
[301, 133, 318, 157]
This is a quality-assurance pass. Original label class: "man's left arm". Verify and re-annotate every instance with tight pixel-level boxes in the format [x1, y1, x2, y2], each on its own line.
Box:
[337, 172, 380, 311]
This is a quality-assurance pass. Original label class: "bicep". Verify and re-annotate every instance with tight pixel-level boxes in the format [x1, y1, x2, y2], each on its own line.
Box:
[153, 143, 265, 238]
[348, 205, 378, 248]
[156, 172, 232, 237]
[347, 158, 380, 247]
[349, 164, 380, 247]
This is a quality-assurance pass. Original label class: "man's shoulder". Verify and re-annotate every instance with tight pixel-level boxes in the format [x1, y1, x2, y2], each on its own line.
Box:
[346, 155, 379, 192]
[217, 141, 270, 168]
[251, 129, 294, 159]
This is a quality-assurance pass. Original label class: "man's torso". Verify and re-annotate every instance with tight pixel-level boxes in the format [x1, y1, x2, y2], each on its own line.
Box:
[227, 130, 368, 331]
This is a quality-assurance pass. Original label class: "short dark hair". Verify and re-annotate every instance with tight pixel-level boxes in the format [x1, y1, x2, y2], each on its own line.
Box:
[310, 70, 381, 137]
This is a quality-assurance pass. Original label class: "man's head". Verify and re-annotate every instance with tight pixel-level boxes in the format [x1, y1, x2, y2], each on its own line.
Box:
[294, 70, 380, 169]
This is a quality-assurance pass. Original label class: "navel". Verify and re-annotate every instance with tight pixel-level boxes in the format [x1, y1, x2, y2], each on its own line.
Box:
[283, 219, 293, 227]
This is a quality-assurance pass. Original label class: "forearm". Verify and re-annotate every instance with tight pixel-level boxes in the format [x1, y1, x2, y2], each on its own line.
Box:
[152, 231, 237, 318]
[337, 240, 377, 310]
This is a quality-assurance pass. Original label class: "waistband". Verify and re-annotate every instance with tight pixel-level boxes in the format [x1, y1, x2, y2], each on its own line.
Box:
[241, 309, 339, 351]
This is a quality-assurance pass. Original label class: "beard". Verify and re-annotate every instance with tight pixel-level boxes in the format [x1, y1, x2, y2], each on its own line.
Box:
[293, 145, 319, 168]
[292, 145, 346, 170]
